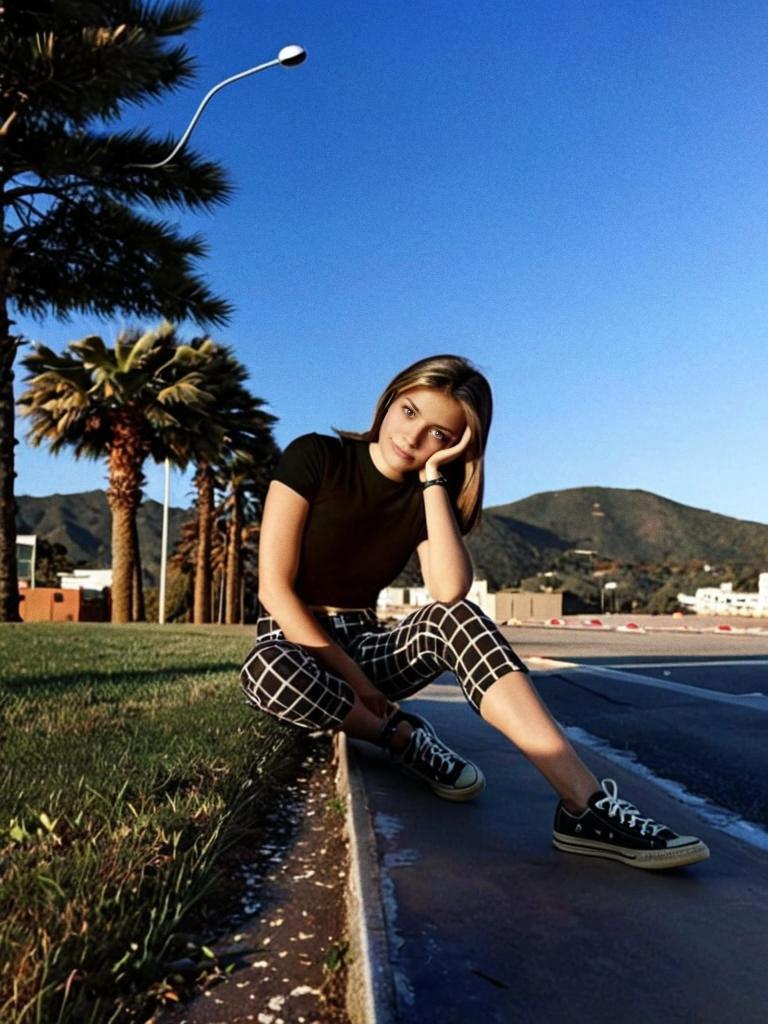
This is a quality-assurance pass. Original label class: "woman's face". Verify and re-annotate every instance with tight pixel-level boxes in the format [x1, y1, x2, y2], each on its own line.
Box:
[376, 386, 467, 477]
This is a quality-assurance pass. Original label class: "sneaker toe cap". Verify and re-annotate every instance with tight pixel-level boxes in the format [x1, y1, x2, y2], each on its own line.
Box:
[456, 763, 484, 789]
[669, 835, 706, 849]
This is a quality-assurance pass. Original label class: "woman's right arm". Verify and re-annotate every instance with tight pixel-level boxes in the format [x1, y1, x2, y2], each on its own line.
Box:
[257, 480, 393, 717]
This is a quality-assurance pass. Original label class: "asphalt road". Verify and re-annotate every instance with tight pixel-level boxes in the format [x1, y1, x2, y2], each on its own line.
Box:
[505, 624, 768, 831]
[350, 621, 768, 1023]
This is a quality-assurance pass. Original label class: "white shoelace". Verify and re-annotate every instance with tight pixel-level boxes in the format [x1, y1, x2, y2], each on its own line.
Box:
[594, 779, 668, 837]
[411, 729, 459, 779]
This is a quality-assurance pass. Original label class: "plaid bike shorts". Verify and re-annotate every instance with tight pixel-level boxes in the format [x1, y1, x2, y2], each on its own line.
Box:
[240, 599, 529, 731]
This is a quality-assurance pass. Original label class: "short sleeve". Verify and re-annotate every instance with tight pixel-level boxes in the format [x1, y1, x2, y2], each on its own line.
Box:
[272, 433, 328, 501]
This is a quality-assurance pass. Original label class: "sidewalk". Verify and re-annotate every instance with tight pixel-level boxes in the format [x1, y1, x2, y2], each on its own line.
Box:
[344, 678, 768, 1024]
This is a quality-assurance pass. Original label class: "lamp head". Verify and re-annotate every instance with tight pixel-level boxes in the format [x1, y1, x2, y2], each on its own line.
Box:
[278, 45, 307, 67]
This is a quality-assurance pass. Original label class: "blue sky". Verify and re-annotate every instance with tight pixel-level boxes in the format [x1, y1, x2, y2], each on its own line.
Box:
[14, 0, 768, 524]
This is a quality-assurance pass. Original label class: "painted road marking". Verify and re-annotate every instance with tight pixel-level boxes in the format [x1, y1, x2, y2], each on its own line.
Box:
[567, 664, 768, 712]
[601, 659, 768, 670]
[421, 665, 768, 712]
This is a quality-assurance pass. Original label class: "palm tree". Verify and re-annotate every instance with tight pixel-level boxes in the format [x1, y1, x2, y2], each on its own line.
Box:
[220, 445, 278, 624]
[170, 514, 226, 621]
[1, 2, 232, 620]
[185, 342, 277, 624]
[19, 323, 219, 622]
[170, 478, 266, 625]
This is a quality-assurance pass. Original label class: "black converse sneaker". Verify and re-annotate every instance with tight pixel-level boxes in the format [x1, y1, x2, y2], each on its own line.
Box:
[553, 779, 710, 870]
[391, 726, 486, 801]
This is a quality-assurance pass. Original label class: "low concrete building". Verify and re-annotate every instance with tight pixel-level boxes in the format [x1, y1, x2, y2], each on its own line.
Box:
[18, 584, 110, 622]
[17, 561, 113, 622]
[378, 579, 563, 623]
[494, 589, 563, 622]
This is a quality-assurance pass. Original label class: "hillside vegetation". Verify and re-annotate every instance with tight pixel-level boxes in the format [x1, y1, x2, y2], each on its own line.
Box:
[467, 487, 768, 590]
[16, 491, 189, 586]
[17, 486, 768, 614]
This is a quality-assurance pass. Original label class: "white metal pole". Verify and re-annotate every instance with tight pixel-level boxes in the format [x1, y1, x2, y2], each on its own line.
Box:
[158, 458, 170, 623]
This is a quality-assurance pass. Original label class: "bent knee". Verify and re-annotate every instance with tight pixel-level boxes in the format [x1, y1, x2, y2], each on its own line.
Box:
[240, 641, 309, 704]
[429, 598, 487, 621]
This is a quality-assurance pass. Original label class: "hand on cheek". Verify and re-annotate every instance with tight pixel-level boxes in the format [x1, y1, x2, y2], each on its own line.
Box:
[422, 425, 472, 480]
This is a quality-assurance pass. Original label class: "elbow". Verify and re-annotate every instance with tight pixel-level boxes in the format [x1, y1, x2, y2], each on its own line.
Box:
[258, 580, 297, 618]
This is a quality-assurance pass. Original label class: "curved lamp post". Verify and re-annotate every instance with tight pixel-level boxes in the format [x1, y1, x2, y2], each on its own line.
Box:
[150, 44, 307, 622]
[134, 45, 307, 170]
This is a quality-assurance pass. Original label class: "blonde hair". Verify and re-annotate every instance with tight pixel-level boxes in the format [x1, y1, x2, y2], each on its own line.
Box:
[336, 355, 492, 534]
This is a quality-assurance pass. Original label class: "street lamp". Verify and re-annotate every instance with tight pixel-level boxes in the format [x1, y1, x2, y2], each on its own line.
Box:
[132, 45, 307, 170]
[143, 43, 307, 622]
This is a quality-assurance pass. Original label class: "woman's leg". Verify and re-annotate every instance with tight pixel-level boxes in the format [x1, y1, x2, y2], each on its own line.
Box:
[356, 601, 708, 866]
[345, 614, 487, 799]
[354, 599, 598, 807]
[240, 636, 412, 748]
[479, 673, 598, 811]
[241, 610, 479, 799]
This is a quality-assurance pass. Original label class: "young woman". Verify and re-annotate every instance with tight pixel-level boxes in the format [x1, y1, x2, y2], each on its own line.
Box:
[241, 355, 709, 871]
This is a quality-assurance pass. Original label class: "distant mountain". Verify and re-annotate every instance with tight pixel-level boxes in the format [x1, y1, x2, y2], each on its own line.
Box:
[16, 485, 768, 595]
[467, 487, 768, 589]
[16, 490, 191, 586]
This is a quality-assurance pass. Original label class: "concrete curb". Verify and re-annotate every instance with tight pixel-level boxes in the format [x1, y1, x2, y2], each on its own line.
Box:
[334, 732, 396, 1024]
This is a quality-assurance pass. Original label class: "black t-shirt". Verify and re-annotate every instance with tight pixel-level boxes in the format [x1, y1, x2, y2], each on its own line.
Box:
[272, 432, 452, 608]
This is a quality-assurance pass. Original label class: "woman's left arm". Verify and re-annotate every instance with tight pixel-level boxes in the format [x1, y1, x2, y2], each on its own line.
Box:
[416, 425, 475, 603]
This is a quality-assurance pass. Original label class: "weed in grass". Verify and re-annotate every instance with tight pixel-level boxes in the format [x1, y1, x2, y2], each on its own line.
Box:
[323, 938, 350, 974]
[327, 795, 347, 819]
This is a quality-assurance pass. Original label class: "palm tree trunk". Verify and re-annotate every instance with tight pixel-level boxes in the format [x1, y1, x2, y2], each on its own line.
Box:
[193, 463, 214, 624]
[110, 498, 135, 623]
[225, 491, 242, 625]
[0, 291, 21, 622]
[107, 417, 145, 623]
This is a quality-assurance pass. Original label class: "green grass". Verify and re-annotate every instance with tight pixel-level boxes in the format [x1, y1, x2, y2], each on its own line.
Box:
[0, 623, 304, 1024]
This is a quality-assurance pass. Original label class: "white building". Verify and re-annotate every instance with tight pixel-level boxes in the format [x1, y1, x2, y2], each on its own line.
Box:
[58, 569, 113, 592]
[677, 572, 768, 617]
[378, 578, 497, 619]
[16, 534, 37, 586]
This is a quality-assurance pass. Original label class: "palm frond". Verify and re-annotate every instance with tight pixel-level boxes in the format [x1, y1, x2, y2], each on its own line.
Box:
[11, 198, 233, 326]
[121, 322, 176, 372]
[70, 335, 115, 371]
[156, 379, 215, 408]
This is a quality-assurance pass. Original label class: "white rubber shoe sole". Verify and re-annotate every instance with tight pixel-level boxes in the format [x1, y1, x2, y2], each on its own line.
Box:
[553, 831, 710, 870]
